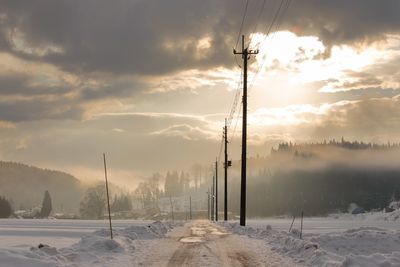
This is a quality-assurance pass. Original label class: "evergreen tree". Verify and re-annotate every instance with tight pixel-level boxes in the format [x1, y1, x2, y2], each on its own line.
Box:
[0, 196, 12, 218]
[40, 190, 52, 218]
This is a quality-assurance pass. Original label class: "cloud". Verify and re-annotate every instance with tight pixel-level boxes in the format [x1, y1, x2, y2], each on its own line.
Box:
[0, 0, 235, 75]
[0, 97, 84, 122]
[0, 0, 398, 76]
[284, 0, 400, 48]
[0, 112, 221, 177]
[1, 95, 400, 186]
[247, 95, 400, 143]
[152, 124, 216, 140]
[0, 53, 148, 122]
[0, 0, 400, 186]
[0, 120, 15, 129]
[0, 72, 70, 96]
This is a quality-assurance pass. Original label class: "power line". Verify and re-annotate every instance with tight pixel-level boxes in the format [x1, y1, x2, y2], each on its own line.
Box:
[227, 70, 243, 128]
[251, 0, 267, 34]
[230, 101, 242, 143]
[235, 0, 250, 50]
[217, 133, 224, 164]
[252, 0, 286, 49]
[248, 0, 291, 92]
[229, 0, 291, 147]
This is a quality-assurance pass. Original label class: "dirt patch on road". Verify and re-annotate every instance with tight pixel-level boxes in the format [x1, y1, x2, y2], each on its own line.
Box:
[229, 251, 258, 267]
[166, 243, 195, 267]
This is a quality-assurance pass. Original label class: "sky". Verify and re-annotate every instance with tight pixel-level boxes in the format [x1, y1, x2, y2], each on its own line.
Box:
[0, 0, 399, 188]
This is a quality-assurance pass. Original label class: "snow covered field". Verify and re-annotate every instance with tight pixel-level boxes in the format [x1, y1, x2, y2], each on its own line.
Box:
[246, 211, 400, 234]
[1, 212, 400, 266]
[0, 220, 175, 267]
[222, 211, 400, 266]
[0, 219, 152, 249]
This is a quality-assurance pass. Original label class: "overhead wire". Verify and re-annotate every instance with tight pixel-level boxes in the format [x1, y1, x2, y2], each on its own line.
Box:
[251, 0, 267, 36]
[228, 0, 291, 151]
[216, 0, 251, 165]
[235, 0, 250, 50]
[230, 100, 242, 143]
[228, 0, 276, 146]
[217, 0, 291, 164]
[248, 0, 291, 92]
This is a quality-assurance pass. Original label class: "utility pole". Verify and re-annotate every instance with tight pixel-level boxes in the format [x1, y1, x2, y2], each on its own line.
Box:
[211, 176, 215, 221]
[215, 158, 218, 221]
[189, 196, 192, 220]
[234, 35, 258, 226]
[207, 189, 210, 220]
[224, 118, 230, 221]
[169, 196, 174, 221]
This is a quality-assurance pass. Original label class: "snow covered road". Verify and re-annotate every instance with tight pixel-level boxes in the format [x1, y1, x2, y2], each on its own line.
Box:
[136, 220, 299, 266]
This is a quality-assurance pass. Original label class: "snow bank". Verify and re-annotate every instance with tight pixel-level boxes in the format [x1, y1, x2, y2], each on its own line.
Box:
[0, 221, 176, 267]
[328, 210, 400, 222]
[220, 222, 400, 267]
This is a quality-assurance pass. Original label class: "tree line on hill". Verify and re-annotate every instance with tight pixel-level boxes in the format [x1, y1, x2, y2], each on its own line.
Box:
[236, 168, 400, 217]
[221, 139, 400, 217]
[272, 137, 400, 153]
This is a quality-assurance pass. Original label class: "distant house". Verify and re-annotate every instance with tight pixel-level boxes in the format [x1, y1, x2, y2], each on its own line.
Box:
[389, 201, 400, 210]
[351, 207, 365, 214]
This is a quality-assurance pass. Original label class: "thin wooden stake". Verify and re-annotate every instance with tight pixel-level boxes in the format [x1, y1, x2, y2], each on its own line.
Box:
[289, 215, 296, 232]
[103, 153, 113, 239]
[169, 196, 174, 221]
[300, 211, 304, 239]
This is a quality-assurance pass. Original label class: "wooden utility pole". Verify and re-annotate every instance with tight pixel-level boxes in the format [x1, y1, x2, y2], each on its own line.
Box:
[215, 158, 218, 221]
[224, 118, 229, 221]
[234, 35, 258, 226]
[189, 196, 192, 220]
[211, 176, 215, 221]
[207, 189, 210, 220]
[103, 153, 113, 239]
[169, 196, 174, 221]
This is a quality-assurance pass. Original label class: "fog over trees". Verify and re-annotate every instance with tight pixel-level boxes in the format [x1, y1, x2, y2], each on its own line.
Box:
[2, 138, 400, 219]
[0, 161, 83, 213]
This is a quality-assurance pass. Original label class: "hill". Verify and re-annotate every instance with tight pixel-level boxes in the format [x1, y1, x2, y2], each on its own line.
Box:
[0, 161, 84, 213]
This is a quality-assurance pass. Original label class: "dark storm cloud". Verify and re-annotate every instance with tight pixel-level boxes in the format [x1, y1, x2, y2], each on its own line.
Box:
[0, 0, 235, 75]
[0, 98, 83, 122]
[0, 0, 398, 76]
[0, 72, 69, 96]
[79, 79, 145, 100]
[0, 67, 147, 122]
[284, 0, 400, 47]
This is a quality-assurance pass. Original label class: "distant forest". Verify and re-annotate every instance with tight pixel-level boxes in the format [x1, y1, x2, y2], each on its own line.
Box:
[224, 138, 400, 217]
[227, 167, 400, 217]
[2, 138, 400, 219]
[272, 137, 400, 152]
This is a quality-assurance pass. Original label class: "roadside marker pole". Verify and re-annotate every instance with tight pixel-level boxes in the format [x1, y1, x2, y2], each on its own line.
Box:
[103, 153, 113, 239]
